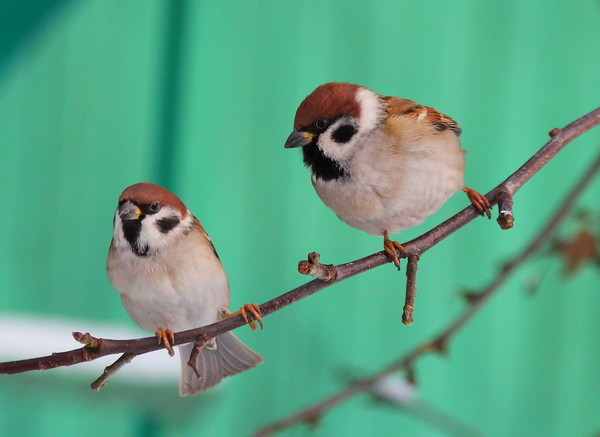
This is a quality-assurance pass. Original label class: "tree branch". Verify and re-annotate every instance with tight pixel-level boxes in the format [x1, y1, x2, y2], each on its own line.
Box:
[0, 107, 598, 383]
[402, 255, 419, 325]
[254, 145, 600, 437]
[90, 353, 136, 391]
[496, 187, 514, 230]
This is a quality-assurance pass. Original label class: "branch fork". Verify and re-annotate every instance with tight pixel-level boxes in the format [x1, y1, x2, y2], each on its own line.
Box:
[298, 252, 338, 281]
[91, 353, 136, 391]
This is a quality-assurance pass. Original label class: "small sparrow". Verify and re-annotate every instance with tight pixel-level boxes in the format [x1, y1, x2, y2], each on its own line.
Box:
[107, 182, 263, 395]
[285, 82, 490, 268]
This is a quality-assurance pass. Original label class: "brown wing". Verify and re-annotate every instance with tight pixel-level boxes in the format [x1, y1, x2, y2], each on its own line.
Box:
[193, 216, 221, 260]
[381, 95, 462, 136]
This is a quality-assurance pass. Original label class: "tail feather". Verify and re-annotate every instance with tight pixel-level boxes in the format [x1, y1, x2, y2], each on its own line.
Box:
[179, 331, 263, 396]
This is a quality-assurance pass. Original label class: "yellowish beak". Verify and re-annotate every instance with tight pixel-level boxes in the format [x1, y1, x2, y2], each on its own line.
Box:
[284, 130, 314, 148]
[118, 201, 142, 221]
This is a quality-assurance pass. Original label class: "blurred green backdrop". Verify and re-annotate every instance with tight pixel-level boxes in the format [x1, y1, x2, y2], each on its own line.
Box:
[1, 1, 599, 436]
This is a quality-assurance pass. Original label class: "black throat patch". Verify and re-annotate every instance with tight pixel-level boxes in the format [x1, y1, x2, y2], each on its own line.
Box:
[122, 219, 149, 257]
[302, 142, 348, 181]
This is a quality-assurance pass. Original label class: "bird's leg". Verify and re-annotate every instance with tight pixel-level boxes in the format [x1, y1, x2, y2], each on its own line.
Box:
[155, 328, 175, 357]
[462, 186, 491, 218]
[383, 231, 406, 270]
[227, 303, 263, 331]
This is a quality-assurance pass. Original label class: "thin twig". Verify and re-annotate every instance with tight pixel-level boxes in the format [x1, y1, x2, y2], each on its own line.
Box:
[402, 256, 419, 325]
[187, 335, 209, 378]
[90, 353, 136, 391]
[254, 150, 600, 436]
[0, 108, 598, 378]
[496, 187, 514, 229]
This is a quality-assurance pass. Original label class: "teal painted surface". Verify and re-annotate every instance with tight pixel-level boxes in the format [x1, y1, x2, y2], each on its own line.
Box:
[1, 1, 599, 436]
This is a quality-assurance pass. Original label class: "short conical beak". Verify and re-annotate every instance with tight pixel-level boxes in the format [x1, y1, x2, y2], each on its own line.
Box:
[284, 129, 314, 149]
[118, 200, 142, 221]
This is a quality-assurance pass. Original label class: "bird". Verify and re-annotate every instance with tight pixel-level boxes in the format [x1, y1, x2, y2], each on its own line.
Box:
[107, 182, 263, 395]
[284, 82, 490, 268]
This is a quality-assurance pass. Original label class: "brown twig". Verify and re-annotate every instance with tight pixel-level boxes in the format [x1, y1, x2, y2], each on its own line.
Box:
[402, 256, 419, 325]
[90, 353, 136, 391]
[73, 331, 102, 348]
[298, 252, 338, 281]
[496, 187, 514, 229]
[254, 147, 600, 437]
[0, 108, 598, 380]
[187, 335, 209, 378]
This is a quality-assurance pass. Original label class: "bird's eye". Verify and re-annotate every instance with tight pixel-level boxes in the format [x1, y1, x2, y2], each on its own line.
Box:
[149, 202, 161, 212]
[315, 118, 328, 130]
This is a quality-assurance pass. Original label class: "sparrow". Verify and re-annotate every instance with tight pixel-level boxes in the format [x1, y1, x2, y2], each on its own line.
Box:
[285, 82, 490, 268]
[107, 182, 263, 395]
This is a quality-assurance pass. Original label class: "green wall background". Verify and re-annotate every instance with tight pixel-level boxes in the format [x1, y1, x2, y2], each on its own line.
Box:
[1, 1, 599, 436]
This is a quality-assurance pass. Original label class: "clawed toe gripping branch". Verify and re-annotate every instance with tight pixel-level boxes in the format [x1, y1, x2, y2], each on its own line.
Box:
[0, 109, 598, 417]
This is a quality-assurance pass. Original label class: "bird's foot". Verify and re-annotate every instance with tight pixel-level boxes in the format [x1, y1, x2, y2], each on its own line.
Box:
[383, 232, 406, 270]
[155, 328, 175, 357]
[463, 186, 491, 218]
[229, 303, 263, 331]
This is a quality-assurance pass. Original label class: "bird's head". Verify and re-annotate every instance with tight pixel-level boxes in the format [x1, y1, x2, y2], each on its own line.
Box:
[112, 182, 192, 257]
[284, 82, 386, 181]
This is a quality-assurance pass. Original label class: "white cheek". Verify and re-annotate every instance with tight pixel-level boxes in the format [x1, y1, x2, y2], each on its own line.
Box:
[137, 220, 164, 249]
[138, 209, 190, 252]
[355, 87, 385, 133]
[316, 89, 385, 167]
[317, 118, 358, 164]
[111, 207, 189, 255]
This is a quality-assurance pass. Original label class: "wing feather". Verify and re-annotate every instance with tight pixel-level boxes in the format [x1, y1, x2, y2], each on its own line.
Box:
[381, 95, 461, 136]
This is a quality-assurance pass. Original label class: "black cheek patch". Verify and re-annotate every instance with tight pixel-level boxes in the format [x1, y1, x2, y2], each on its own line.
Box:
[332, 124, 357, 143]
[156, 216, 180, 233]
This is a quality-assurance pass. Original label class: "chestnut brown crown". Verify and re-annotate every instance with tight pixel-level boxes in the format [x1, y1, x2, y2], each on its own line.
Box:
[294, 82, 362, 129]
[119, 182, 188, 217]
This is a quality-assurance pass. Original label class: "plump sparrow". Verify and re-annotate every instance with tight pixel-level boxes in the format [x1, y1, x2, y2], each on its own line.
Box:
[285, 82, 490, 268]
[107, 182, 263, 395]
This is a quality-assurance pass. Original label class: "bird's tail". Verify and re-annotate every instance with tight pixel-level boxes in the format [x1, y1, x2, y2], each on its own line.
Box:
[178, 331, 263, 396]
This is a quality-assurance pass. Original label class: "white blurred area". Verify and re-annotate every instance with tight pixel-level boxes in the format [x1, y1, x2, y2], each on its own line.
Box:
[371, 374, 418, 406]
[0, 313, 180, 384]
